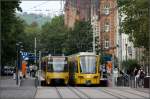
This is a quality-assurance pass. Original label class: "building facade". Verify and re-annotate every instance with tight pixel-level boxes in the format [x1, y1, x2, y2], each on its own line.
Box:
[99, 0, 118, 56]
[121, 33, 136, 61]
[64, 0, 118, 56]
[64, 0, 91, 28]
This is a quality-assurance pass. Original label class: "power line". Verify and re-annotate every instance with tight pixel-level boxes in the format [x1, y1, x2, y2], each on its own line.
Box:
[29, 1, 50, 10]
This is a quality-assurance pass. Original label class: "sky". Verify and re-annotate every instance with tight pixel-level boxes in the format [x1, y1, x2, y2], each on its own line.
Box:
[18, 1, 65, 16]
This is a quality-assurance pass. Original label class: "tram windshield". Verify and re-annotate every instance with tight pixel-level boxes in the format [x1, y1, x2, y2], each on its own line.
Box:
[80, 56, 96, 74]
[47, 58, 68, 72]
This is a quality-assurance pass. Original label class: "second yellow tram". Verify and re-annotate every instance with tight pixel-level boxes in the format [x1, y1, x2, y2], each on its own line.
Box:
[68, 52, 100, 85]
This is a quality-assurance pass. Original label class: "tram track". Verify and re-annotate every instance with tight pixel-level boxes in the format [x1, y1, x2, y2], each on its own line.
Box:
[72, 87, 92, 99]
[116, 88, 149, 99]
[55, 87, 63, 99]
[96, 88, 129, 99]
[33, 87, 38, 99]
[67, 87, 83, 99]
[132, 88, 150, 94]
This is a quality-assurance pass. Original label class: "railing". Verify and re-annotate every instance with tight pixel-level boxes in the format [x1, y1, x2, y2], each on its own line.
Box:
[116, 74, 145, 88]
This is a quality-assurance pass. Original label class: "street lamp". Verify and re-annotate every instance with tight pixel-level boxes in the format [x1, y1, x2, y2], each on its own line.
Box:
[16, 42, 23, 85]
[125, 43, 128, 63]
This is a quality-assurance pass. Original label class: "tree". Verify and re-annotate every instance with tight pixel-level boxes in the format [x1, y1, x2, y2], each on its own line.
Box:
[40, 16, 93, 56]
[64, 20, 93, 55]
[1, 0, 25, 66]
[122, 59, 139, 75]
[118, 0, 149, 49]
[23, 21, 41, 51]
[40, 15, 68, 55]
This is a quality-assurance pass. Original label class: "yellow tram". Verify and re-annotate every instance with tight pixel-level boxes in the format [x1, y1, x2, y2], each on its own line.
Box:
[68, 52, 100, 85]
[41, 55, 69, 85]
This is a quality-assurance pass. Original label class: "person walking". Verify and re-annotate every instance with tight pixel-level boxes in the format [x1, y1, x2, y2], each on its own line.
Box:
[139, 69, 145, 87]
[13, 67, 16, 80]
[135, 68, 141, 87]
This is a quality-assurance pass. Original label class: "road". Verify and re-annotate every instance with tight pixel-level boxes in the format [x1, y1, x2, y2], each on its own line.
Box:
[0, 76, 149, 99]
[35, 87, 150, 99]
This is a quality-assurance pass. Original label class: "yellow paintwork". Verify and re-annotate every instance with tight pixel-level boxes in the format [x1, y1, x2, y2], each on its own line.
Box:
[74, 73, 100, 84]
[41, 56, 69, 85]
[68, 53, 101, 85]
[46, 72, 69, 84]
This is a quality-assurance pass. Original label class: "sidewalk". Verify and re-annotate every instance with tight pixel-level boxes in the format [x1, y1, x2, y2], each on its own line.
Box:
[0, 76, 37, 99]
[0, 76, 19, 88]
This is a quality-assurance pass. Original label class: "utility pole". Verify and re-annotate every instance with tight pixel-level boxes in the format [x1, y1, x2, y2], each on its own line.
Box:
[34, 37, 37, 65]
[39, 51, 41, 86]
[93, 29, 96, 52]
[147, 3, 150, 76]
[125, 43, 128, 63]
[118, 13, 122, 72]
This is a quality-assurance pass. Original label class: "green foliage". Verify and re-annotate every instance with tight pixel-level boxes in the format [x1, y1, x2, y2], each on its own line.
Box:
[1, 0, 24, 66]
[118, 0, 149, 49]
[16, 13, 51, 28]
[40, 15, 68, 55]
[23, 21, 41, 51]
[40, 16, 93, 56]
[122, 59, 139, 74]
[64, 20, 93, 55]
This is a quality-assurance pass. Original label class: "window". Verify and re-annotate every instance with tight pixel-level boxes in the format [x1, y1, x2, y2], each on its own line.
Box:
[104, 21, 110, 32]
[80, 56, 96, 74]
[103, 3, 110, 15]
[47, 58, 68, 72]
[128, 46, 132, 55]
[104, 40, 109, 49]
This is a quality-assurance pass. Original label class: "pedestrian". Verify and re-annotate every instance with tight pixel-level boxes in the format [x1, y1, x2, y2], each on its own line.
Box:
[135, 68, 141, 87]
[30, 64, 33, 77]
[113, 68, 118, 85]
[139, 69, 145, 86]
[101, 64, 107, 78]
[13, 67, 16, 80]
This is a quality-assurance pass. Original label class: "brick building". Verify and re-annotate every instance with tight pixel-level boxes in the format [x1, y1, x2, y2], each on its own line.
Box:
[99, 0, 118, 55]
[64, 0, 91, 28]
[64, 0, 118, 56]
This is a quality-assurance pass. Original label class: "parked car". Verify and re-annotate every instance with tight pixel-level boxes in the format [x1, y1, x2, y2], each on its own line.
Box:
[1, 66, 14, 76]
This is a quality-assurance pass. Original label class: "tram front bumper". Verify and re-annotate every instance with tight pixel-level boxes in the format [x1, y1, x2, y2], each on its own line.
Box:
[77, 75, 100, 85]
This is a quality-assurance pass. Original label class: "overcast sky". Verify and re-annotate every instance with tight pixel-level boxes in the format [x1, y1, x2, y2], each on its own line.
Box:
[18, 1, 65, 16]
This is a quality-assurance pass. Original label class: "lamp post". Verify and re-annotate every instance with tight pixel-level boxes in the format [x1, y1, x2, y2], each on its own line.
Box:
[125, 43, 128, 63]
[16, 42, 23, 85]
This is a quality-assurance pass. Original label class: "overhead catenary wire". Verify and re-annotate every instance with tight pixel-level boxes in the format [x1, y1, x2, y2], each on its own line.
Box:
[21, 1, 65, 17]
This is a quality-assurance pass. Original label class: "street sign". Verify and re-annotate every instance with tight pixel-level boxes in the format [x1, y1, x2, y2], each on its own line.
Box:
[21, 52, 29, 60]
[103, 56, 112, 61]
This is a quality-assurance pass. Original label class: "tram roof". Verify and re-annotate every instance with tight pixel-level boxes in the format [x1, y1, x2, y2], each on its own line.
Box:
[68, 52, 96, 57]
